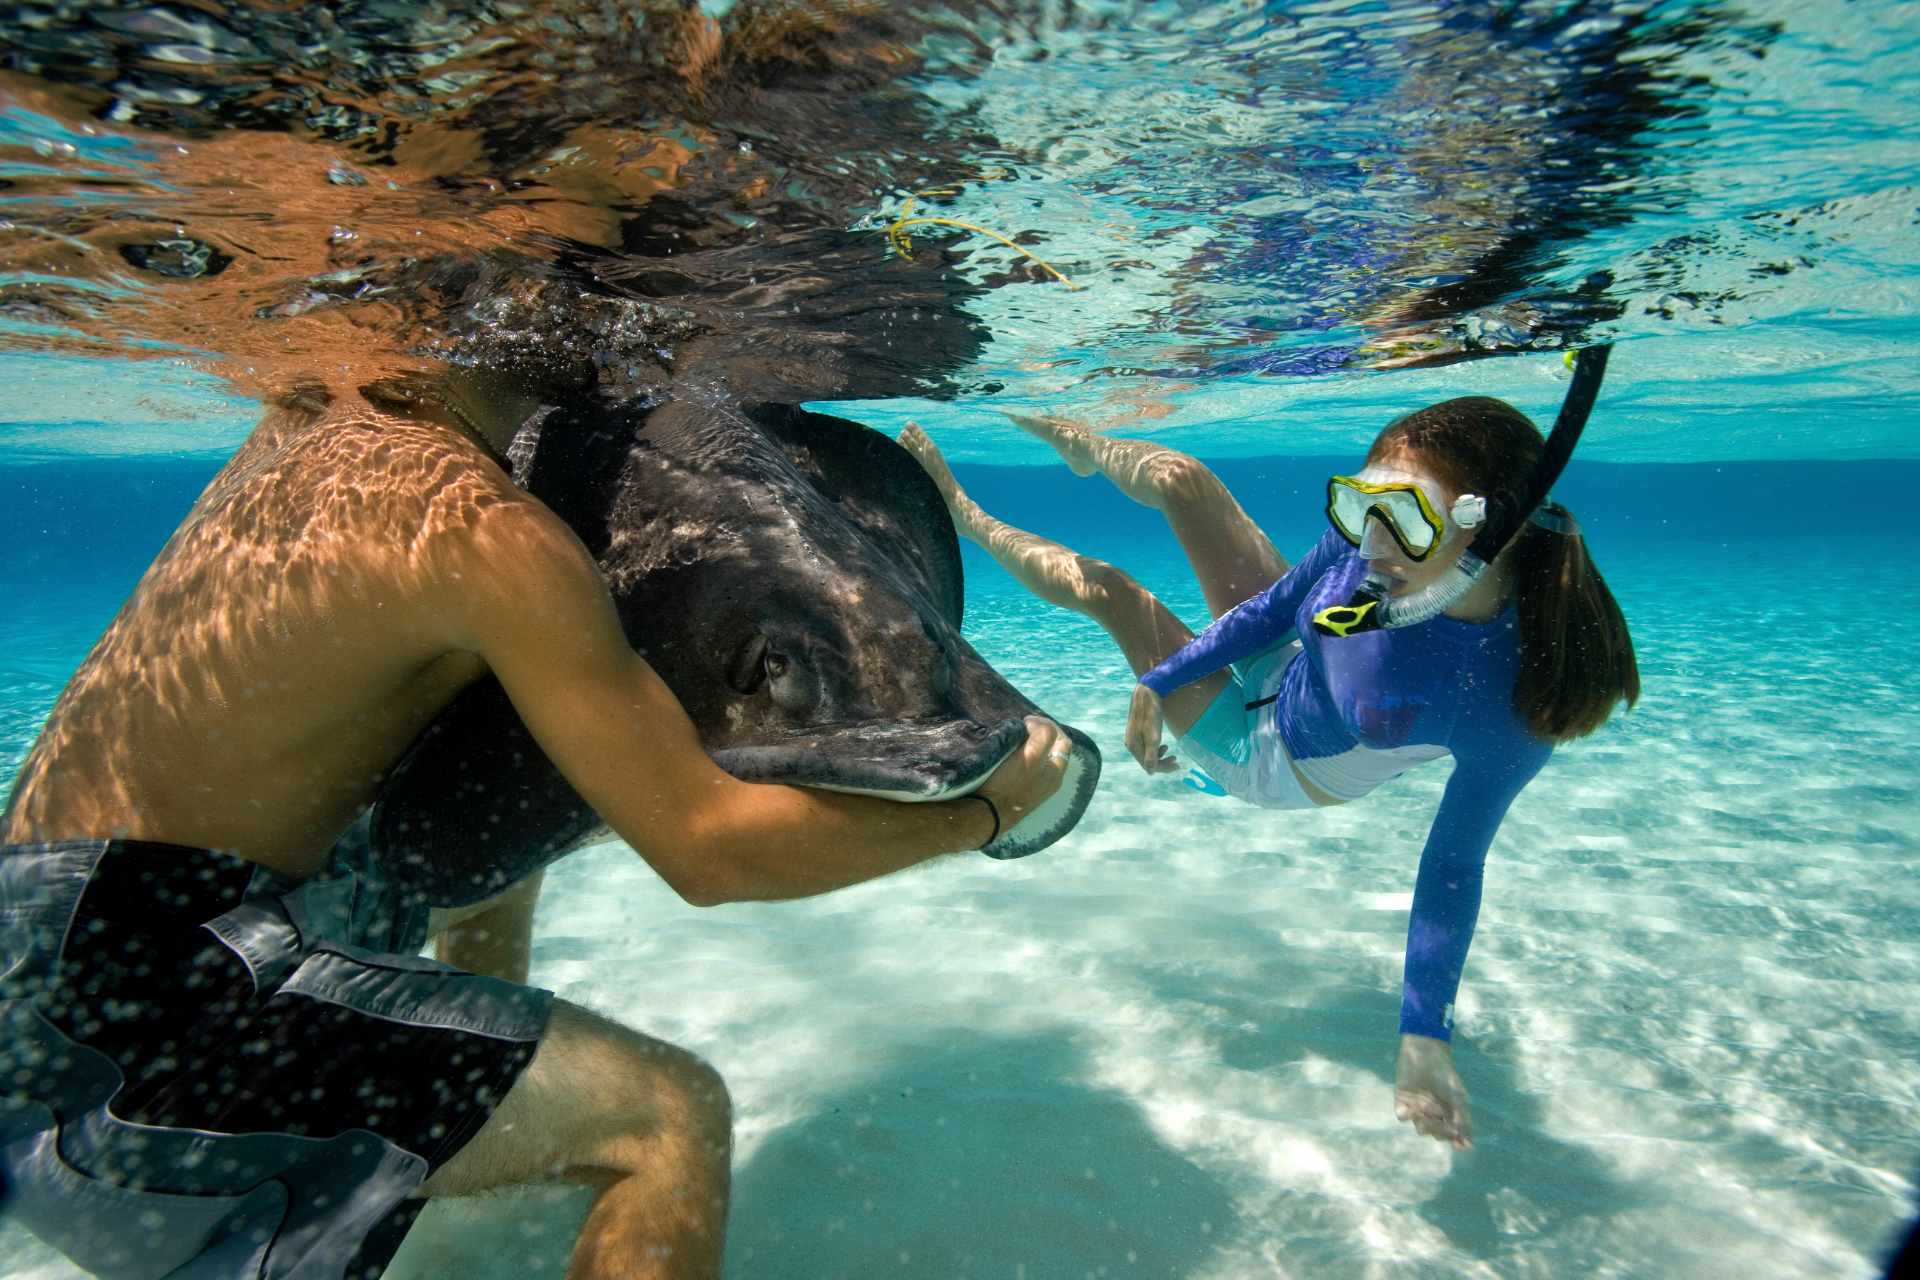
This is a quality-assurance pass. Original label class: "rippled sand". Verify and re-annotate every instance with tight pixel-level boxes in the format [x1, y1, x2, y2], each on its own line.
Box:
[385, 542, 1917, 1280]
[3, 522, 1914, 1279]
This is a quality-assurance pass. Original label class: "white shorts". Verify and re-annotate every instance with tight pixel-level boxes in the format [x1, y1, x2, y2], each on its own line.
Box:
[1175, 639, 1318, 810]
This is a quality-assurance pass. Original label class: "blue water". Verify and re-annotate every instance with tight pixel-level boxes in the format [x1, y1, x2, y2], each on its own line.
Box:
[2, 449, 1917, 1278]
[4, 0, 1920, 1276]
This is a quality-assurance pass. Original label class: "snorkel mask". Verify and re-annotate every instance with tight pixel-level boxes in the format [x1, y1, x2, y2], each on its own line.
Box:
[1327, 470, 1487, 563]
[1312, 345, 1611, 638]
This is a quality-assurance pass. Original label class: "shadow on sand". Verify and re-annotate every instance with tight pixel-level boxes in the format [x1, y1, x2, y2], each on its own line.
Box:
[727, 1031, 1239, 1278]
[389, 1029, 1238, 1280]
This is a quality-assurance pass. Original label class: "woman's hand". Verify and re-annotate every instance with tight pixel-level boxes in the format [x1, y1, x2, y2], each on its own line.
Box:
[1125, 683, 1182, 775]
[1395, 1033, 1473, 1150]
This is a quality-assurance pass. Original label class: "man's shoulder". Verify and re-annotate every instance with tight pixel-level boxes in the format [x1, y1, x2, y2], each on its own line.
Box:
[279, 400, 561, 534]
[425, 462, 603, 619]
[454, 485, 593, 573]
[247, 397, 592, 594]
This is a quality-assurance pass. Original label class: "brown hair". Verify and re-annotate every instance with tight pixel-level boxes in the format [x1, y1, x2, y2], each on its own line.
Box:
[1367, 396, 1640, 743]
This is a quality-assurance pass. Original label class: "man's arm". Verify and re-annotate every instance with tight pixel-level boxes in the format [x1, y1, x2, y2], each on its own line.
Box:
[1138, 528, 1347, 697]
[442, 500, 1069, 907]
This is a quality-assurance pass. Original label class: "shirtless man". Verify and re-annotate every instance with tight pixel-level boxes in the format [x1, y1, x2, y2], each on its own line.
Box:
[0, 379, 1070, 1280]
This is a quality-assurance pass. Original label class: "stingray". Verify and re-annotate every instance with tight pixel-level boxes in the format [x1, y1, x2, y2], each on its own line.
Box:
[362, 396, 1101, 907]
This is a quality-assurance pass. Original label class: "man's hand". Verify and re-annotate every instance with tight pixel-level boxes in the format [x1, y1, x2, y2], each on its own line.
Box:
[1125, 683, 1181, 775]
[974, 715, 1074, 841]
[1395, 1033, 1472, 1150]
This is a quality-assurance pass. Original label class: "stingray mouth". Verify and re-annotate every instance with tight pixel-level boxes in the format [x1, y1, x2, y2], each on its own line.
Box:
[709, 715, 1102, 860]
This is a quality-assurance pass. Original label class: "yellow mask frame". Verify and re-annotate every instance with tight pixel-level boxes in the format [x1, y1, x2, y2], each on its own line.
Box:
[1326, 474, 1447, 561]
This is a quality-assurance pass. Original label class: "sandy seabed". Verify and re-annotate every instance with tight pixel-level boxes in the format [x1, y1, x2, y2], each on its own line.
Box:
[3, 539, 1915, 1279]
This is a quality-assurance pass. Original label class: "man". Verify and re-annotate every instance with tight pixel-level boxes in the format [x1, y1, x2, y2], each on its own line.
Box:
[0, 376, 1070, 1280]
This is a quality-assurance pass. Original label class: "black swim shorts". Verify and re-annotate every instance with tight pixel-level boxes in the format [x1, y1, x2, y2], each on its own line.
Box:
[0, 838, 554, 1279]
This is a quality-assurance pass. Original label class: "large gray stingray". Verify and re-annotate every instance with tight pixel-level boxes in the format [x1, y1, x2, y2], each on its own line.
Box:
[364, 396, 1100, 907]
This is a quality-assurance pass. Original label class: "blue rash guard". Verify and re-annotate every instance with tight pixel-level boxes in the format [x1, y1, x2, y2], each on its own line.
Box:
[1139, 529, 1552, 1041]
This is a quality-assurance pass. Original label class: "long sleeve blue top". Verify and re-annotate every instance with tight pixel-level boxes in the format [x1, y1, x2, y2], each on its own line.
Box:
[1140, 531, 1552, 1040]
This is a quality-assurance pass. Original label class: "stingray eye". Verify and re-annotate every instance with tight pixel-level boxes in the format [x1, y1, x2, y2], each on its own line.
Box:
[727, 634, 770, 695]
[763, 648, 813, 714]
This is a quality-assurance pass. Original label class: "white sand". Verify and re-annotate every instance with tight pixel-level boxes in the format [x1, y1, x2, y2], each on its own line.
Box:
[4, 542, 1914, 1279]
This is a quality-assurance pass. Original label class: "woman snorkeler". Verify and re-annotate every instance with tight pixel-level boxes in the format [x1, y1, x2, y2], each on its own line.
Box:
[900, 379, 1638, 1149]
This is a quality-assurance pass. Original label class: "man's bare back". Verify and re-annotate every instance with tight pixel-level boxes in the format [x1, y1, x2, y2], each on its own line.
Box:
[0, 398, 527, 877]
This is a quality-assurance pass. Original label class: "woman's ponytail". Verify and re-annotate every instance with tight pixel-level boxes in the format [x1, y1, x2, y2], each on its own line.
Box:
[1510, 505, 1639, 742]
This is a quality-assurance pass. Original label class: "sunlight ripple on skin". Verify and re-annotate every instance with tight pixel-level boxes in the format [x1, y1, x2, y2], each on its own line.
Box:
[3, 3, 1919, 1275]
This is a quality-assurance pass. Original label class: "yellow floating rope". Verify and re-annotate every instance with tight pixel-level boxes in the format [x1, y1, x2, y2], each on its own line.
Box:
[886, 192, 1080, 291]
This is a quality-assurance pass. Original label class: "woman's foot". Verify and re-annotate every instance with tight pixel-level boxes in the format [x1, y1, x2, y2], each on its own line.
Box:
[1005, 411, 1099, 476]
[898, 422, 982, 534]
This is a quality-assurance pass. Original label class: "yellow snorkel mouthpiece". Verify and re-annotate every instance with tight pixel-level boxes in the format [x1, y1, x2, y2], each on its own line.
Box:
[1312, 597, 1382, 638]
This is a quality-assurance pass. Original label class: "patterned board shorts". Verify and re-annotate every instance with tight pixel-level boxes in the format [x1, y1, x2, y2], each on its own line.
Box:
[0, 836, 554, 1279]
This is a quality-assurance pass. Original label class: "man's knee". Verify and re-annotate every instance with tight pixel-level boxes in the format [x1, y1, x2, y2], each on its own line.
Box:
[421, 1005, 735, 1199]
[651, 1046, 732, 1165]
[563, 1008, 731, 1167]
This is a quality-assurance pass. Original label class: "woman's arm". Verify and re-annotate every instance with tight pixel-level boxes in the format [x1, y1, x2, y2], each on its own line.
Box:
[1393, 727, 1549, 1148]
[1399, 746, 1544, 1039]
[1138, 529, 1348, 696]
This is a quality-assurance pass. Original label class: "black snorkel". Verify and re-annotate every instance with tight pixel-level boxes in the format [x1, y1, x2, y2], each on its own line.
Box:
[1311, 344, 1612, 637]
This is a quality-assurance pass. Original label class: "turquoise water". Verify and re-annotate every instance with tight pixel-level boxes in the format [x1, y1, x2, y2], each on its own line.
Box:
[4, 0, 1920, 1276]
[3, 455, 1916, 1278]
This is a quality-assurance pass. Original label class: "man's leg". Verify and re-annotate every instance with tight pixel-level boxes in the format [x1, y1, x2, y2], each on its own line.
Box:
[428, 871, 545, 984]
[421, 1000, 733, 1280]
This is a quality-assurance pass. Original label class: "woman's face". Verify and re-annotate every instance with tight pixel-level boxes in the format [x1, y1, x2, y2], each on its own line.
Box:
[1349, 454, 1476, 597]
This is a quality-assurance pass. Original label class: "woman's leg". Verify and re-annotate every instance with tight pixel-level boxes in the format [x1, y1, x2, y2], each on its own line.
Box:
[1005, 412, 1288, 619]
[899, 424, 1228, 737]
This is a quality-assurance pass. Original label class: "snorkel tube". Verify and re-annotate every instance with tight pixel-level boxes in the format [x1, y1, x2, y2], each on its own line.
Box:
[1311, 345, 1612, 637]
